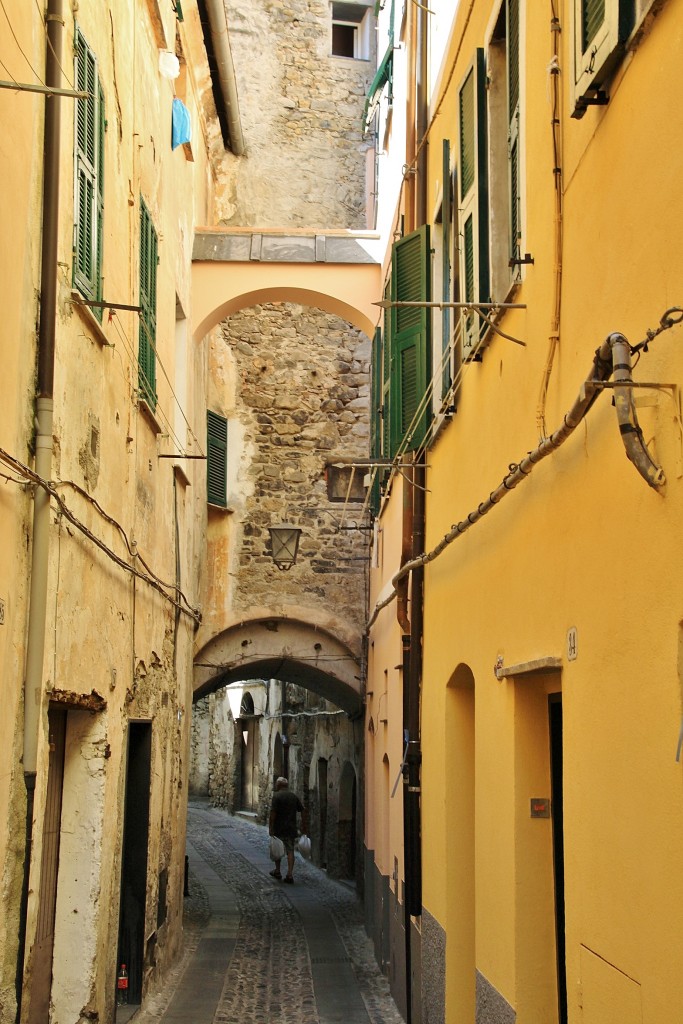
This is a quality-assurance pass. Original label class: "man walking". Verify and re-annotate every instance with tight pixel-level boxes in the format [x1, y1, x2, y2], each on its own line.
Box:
[269, 776, 308, 883]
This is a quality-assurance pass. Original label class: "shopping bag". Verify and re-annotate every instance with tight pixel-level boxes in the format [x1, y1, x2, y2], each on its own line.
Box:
[269, 835, 285, 861]
[297, 834, 311, 859]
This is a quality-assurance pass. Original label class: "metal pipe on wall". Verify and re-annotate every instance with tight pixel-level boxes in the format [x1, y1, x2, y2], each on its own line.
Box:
[204, 0, 245, 156]
[18, 0, 62, 1014]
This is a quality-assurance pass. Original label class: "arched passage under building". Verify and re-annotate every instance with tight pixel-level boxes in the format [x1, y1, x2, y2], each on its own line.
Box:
[191, 228, 381, 342]
[193, 614, 363, 717]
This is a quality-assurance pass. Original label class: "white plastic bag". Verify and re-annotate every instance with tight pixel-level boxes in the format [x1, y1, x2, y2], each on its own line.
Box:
[297, 834, 311, 860]
[269, 835, 285, 861]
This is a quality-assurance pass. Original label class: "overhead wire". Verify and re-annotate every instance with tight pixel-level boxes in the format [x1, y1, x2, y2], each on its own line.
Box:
[0, 445, 201, 621]
[0, 0, 45, 83]
[109, 311, 203, 458]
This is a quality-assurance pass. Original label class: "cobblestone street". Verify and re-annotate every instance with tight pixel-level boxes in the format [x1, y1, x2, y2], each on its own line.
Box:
[124, 799, 403, 1024]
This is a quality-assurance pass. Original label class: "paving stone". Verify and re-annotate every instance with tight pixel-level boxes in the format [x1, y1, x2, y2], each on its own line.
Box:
[129, 799, 403, 1024]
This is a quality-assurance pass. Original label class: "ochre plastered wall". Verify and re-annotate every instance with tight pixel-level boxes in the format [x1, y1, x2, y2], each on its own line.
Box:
[367, 0, 683, 1021]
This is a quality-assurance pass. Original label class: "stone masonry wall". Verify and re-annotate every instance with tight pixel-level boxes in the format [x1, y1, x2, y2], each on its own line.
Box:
[216, 302, 371, 631]
[222, 0, 374, 228]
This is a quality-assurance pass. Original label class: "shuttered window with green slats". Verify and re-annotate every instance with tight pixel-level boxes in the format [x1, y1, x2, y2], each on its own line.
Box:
[138, 200, 158, 408]
[389, 226, 431, 453]
[582, 0, 606, 51]
[507, 0, 521, 265]
[207, 411, 228, 507]
[573, 0, 634, 113]
[370, 326, 383, 515]
[381, 278, 392, 463]
[457, 50, 489, 359]
[73, 29, 104, 321]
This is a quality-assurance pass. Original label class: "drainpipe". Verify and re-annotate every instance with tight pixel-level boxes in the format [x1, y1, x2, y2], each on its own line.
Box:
[204, 0, 245, 156]
[402, 5, 429, 1017]
[17, 0, 62, 1014]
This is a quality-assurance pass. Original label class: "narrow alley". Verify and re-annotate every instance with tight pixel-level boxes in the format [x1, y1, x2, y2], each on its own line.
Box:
[122, 799, 403, 1024]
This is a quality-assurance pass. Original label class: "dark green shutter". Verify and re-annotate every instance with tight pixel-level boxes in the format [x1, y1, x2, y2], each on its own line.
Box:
[139, 200, 157, 407]
[370, 326, 383, 515]
[582, 0, 605, 50]
[390, 225, 431, 453]
[442, 139, 452, 396]
[73, 29, 103, 315]
[507, 0, 519, 122]
[459, 68, 475, 201]
[507, 0, 520, 264]
[459, 50, 489, 358]
[207, 411, 228, 507]
[382, 279, 392, 460]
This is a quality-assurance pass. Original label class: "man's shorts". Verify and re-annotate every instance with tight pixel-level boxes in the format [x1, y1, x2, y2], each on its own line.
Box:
[281, 835, 295, 854]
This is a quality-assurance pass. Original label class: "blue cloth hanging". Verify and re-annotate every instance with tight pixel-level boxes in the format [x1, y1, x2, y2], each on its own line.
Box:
[171, 98, 191, 150]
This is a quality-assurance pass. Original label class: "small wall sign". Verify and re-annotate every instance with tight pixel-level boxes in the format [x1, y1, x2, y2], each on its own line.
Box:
[530, 798, 551, 818]
[567, 626, 578, 661]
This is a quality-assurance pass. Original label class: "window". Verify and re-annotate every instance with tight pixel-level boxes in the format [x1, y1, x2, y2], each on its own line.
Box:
[431, 139, 455, 410]
[457, 50, 490, 359]
[487, 0, 522, 299]
[572, 0, 635, 116]
[73, 29, 105, 319]
[138, 200, 158, 408]
[331, 2, 372, 59]
[390, 226, 431, 452]
[206, 411, 228, 507]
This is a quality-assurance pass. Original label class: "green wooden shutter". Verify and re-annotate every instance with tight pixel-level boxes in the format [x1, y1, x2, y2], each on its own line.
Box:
[573, 0, 634, 113]
[139, 200, 158, 407]
[582, 0, 605, 50]
[390, 225, 431, 453]
[458, 50, 489, 359]
[73, 29, 103, 313]
[507, 0, 520, 265]
[370, 326, 383, 515]
[441, 139, 452, 397]
[207, 411, 228, 507]
[382, 279, 392, 460]
[459, 69, 475, 202]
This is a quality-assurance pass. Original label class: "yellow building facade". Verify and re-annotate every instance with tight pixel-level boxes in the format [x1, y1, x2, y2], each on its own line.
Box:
[0, 2, 237, 1019]
[366, 0, 683, 1021]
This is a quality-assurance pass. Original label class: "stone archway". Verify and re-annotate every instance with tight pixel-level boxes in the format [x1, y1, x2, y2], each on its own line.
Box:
[194, 613, 363, 717]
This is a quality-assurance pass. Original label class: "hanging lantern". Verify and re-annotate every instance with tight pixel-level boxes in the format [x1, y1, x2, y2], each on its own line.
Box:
[268, 524, 302, 571]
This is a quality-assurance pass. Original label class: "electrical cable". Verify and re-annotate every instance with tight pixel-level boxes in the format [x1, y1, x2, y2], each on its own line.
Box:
[367, 311, 679, 629]
[0, 0, 45, 83]
[0, 445, 201, 621]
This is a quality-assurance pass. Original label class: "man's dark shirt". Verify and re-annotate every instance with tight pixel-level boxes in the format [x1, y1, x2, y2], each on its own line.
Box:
[271, 789, 303, 839]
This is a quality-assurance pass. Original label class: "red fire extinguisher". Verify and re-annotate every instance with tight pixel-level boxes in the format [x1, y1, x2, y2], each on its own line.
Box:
[116, 963, 129, 1005]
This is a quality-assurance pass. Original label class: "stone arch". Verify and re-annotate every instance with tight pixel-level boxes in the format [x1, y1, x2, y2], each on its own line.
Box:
[194, 612, 363, 716]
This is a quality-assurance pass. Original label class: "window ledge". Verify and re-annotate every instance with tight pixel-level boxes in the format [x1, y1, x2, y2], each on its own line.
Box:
[70, 291, 113, 348]
[207, 501, 234, 514]
[495, 656, 563, 680]
[173, 462, 192, 487]
[138, 398, 163, 434]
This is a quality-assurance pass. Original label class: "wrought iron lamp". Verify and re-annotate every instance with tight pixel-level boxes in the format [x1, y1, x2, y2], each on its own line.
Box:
[268, 523, 302, 571]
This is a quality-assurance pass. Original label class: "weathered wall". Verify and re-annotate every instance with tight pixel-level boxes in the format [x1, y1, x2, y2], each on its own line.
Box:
[216, 299, 370, 626]
[218, 0, 375, 228]
[0, 2, 226, 1020]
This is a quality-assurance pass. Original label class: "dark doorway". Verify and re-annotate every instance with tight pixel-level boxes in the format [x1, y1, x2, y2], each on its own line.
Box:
[240, 692, 258, 811]
[338, 762, 357, 879]
[117, 722, 152, 1007]
[27, 706, 67, 1024]
[273, 732, 284, 788]
[318, 758, 328, 868]
[549, 694, 567, 1024]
